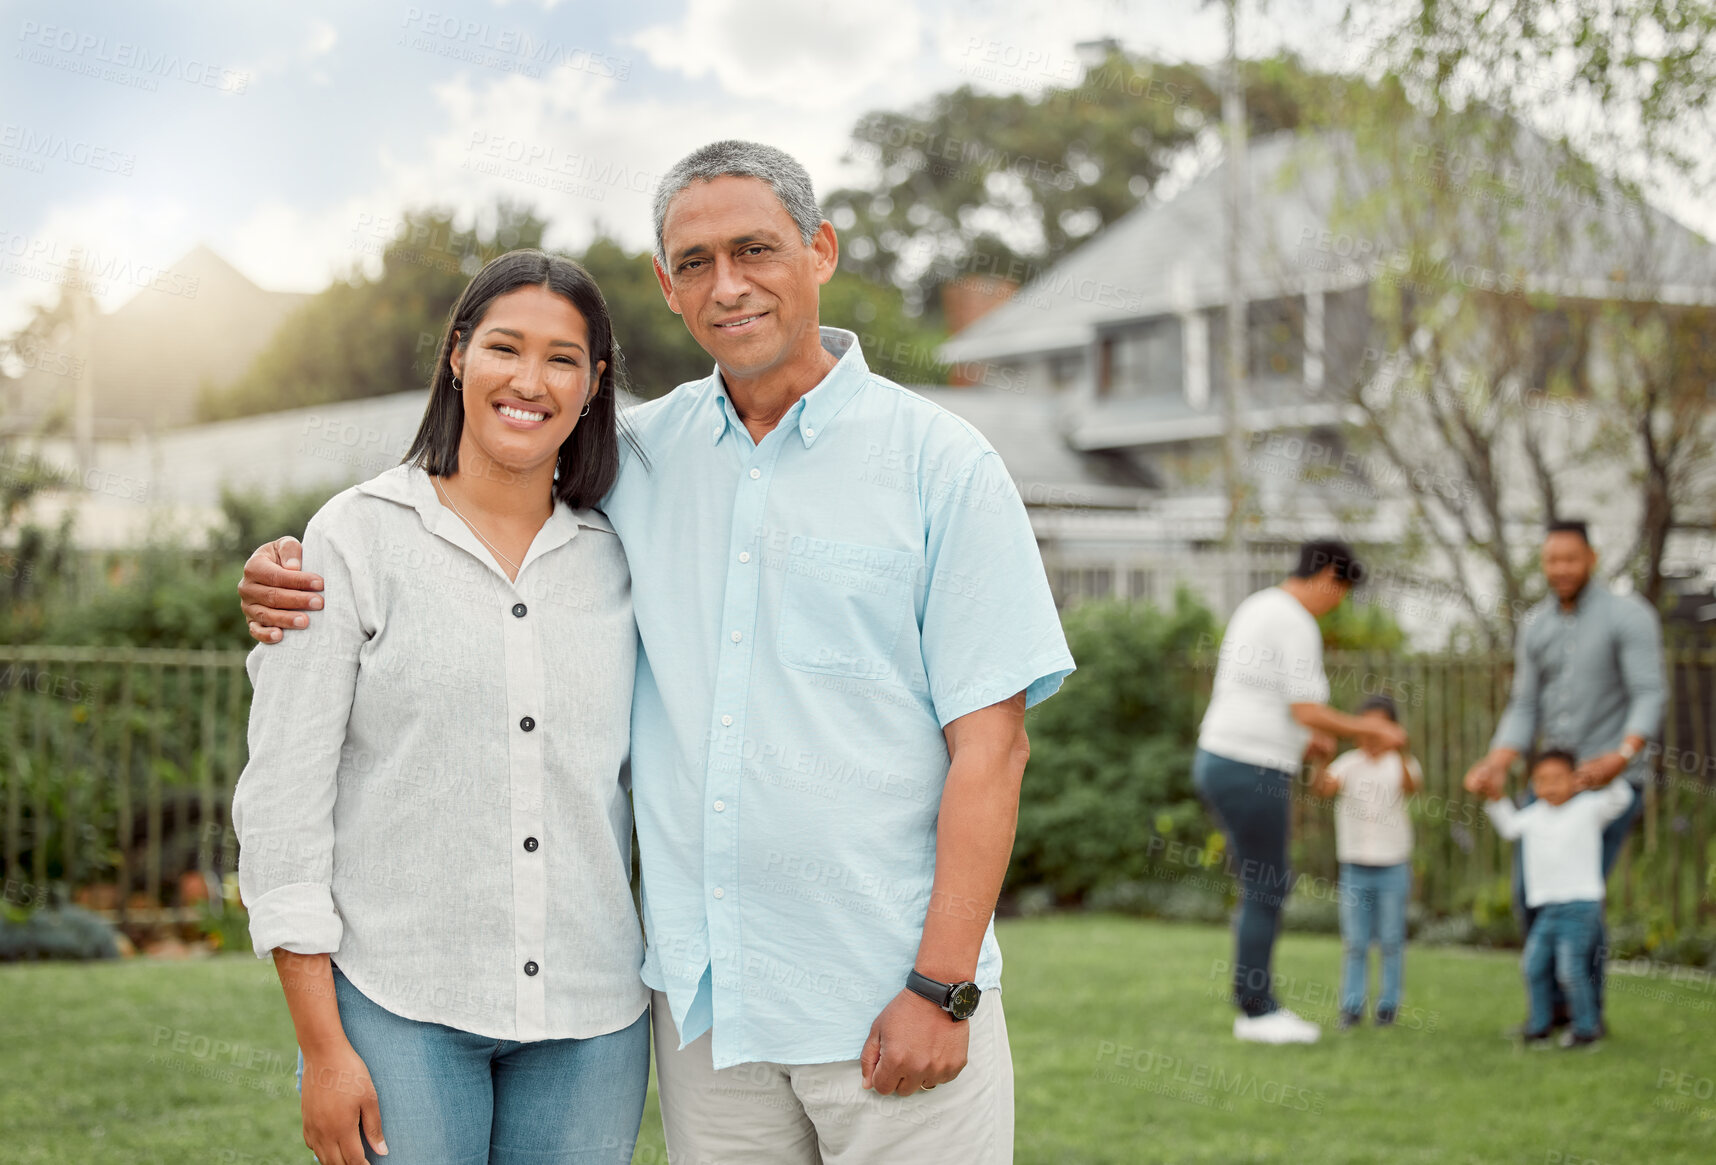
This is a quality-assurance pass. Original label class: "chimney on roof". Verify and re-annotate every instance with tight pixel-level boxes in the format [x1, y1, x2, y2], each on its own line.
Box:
[941, 275, 1020, 388]
[941, 274, 1018, 336]
[1075, 38, 1123, 67]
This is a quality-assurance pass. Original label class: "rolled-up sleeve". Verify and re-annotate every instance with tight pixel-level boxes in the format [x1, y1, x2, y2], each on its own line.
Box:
[1616, 599, 1666, 743]
[1491, 614, 1541, 753]
[919, 451, 1074, 726]
[231, 510, 368, 959]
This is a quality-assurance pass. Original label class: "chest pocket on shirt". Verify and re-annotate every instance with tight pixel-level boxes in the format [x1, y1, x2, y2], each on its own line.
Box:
[776, 538, 916, 680]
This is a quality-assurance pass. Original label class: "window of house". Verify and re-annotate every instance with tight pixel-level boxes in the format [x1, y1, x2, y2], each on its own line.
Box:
[1529, 308, 1589, 397]
[1050, 566, 1117, 607]
[1208, 296, 1307, 399]
[1049, 351, 1084, 393]
[1127, 568, 1156, 602]
[1098, 317, 1183, 398]
[1249, 297, 1305, 382]
[1322, 285, 1373, 395]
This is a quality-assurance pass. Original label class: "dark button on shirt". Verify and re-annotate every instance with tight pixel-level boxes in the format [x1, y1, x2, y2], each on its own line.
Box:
[524, 961, 539, 976]
[512, 603, 527, 618]
[520, 716, 535, 732]
[523, 836, 539, 852]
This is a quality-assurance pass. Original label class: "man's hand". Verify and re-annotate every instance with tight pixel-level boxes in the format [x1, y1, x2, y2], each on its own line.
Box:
[298, 1042, 387, 1164]
[1572, 751, 1628, 790]
[1463, 757, 1504, 799]
[859, 988, 970, 1098]
[238, 536, 323, 644]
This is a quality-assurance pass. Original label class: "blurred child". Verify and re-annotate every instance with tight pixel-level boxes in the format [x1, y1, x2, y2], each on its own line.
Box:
[1484, 749, 1634, 1048]
[1311, 694, 1420, 1028]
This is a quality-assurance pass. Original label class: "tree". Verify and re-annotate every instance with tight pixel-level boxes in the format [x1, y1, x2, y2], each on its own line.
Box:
[0, 287, 81, 621]
[1011, 590, 1219, 900]
[198, 204, 551, 420]
[823, 50, 1358, 320]
[1331, 1, 1716, 624]
[574, 235, 711, 398]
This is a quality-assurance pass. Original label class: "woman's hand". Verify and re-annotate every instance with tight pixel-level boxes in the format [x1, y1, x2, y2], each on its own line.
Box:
[272, 952, 386, 1162]
[299, 1042, 387, 1164]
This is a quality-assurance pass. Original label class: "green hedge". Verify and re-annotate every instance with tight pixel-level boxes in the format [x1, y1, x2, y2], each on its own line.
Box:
[1013, 592, 1218, 900]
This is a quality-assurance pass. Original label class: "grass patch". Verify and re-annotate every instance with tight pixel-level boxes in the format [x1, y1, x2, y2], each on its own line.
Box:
[3, 917, 1713, 1162]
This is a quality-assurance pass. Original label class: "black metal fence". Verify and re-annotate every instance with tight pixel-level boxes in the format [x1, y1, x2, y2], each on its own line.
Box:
[2, 644, 1712, 932]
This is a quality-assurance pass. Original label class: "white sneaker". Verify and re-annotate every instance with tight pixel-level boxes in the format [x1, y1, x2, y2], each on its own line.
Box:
[1233, 1008, 1321, 1044]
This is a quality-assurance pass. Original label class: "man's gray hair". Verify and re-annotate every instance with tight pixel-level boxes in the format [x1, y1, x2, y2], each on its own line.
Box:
[652, 140, 822, 263]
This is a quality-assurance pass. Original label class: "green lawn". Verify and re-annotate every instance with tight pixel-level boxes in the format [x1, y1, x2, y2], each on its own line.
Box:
[4, 916, 1713, 1163]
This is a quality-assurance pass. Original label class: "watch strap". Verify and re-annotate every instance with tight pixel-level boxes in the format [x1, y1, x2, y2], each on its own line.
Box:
[906, 969, 953, 1010]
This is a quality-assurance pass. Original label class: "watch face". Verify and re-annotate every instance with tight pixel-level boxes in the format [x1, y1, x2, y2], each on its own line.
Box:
[948, 982, 981, 1020]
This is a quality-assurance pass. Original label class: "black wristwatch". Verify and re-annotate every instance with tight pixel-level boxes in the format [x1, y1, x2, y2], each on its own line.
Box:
[906, 969, 982, 1021]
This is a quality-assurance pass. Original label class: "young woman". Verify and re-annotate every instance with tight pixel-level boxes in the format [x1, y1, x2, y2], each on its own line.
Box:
[233, 250, 648, 1165]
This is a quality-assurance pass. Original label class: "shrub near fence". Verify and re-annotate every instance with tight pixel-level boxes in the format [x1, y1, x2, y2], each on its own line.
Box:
[1016, 601, 1716, 946]
[1, 647, 250, 929]
[2, 631, 1714, 948]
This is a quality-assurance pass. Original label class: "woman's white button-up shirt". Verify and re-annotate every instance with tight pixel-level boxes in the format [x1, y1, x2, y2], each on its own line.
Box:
[234, 464, 646, 1042]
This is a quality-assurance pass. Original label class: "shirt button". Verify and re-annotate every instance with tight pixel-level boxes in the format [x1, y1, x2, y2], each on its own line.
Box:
[512, 602, 527, 618]
[520, 716, 536, 732]
[805, 427, 815, 438]
[713, 799, 726, 812]
[712, 887, 725, 899]
[721, 714, 733, 726]
[523, 961, 539, 976]
[738, 551, 751, 563]
[749, 468, 761, 480]
[730, 631, 742, 643]
[523, 836, 538, 852]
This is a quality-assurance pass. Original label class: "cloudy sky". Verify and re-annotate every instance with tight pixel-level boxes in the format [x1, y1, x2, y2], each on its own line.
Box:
[1, 0, 1704, 336]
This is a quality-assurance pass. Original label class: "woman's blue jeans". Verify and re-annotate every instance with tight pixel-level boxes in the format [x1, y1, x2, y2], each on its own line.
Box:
[1338, 862, 1410, 1017]
[295, 967, 650, 1164]
[1193, 748, 1293, 1018]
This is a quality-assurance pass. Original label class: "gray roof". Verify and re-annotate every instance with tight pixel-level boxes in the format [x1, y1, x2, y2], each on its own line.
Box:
[905, 386, 1150, 507]
[944, 128, 1716, 364]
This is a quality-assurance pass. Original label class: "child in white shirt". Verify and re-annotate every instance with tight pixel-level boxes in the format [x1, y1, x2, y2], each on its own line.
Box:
[1485, 749, 1634, 1047]
[1312, 694, 1420, 1028]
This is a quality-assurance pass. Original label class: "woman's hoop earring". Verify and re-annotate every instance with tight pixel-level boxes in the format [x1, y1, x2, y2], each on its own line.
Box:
[451, 376, 462, 391]
[579, 402, 591, 418]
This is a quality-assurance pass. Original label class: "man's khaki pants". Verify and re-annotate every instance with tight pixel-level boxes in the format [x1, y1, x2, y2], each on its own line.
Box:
[650, 990, 1014, 1164]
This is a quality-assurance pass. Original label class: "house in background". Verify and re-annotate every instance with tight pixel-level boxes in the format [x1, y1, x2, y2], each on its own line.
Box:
[939, 129, 1716, 640]
[3, 245, 307, 440]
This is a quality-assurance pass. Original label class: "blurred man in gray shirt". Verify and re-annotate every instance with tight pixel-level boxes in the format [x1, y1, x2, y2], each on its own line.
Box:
[1464, 519, 1665, 1032]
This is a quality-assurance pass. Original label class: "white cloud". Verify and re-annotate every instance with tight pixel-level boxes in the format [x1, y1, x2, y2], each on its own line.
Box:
[630, 0, 924, 109]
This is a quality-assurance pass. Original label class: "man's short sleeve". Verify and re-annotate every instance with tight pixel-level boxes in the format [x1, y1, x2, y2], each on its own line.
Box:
[919, 451, 1074, 727]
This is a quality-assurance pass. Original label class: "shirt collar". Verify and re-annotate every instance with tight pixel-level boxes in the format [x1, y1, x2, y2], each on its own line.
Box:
[1557, 578, 1604, 617]
[356, 464, 605, 576]
[707, 326, 870, 449]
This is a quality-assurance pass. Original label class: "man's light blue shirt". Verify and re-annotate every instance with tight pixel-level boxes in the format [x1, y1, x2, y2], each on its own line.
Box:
[602, 327, 1075, 1068]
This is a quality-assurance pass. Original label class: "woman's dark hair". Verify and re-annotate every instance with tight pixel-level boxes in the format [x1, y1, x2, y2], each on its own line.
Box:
[405, 249, 638, 509]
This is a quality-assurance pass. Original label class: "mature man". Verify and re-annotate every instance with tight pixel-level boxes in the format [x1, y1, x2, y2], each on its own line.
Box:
[1463, 519, 1664, 1032]
[239, 140, 1073, 1163]
[1193, 539, 1408, 1044]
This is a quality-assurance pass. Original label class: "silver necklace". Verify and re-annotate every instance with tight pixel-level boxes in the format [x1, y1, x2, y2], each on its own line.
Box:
[433, 476, 522, 577]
